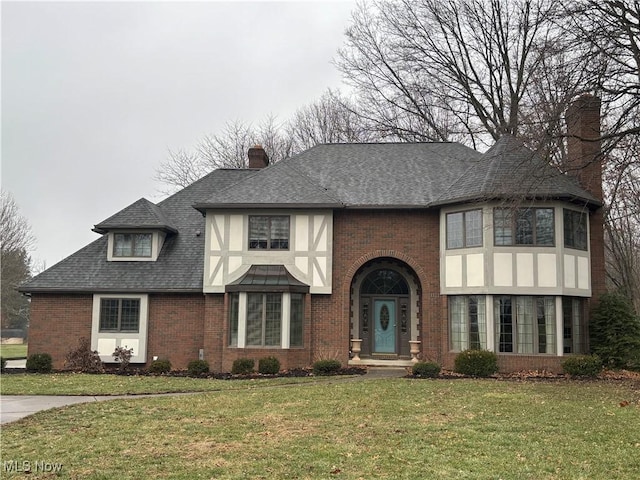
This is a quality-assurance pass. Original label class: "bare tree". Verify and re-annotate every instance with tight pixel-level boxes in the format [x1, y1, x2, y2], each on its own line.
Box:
[155, 117, 293, 193]
[156, 91, 375, 192]
[558, 1, 640, 311]
[285, 89, 375, 151]
[0, 191, 34, 330]
[336, 0, 590, 150]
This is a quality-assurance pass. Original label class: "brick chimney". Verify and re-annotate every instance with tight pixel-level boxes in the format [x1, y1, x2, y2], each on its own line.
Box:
[565, 94, 606, 310]
[248, 145, 269, 169]
[565, 94, 603, 201]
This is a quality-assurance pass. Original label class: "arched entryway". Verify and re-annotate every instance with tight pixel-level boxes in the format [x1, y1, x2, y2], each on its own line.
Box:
[350, 258, 421, 361]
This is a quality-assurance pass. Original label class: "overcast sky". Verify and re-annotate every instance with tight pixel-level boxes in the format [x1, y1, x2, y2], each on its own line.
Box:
[2, 0, 355, 270]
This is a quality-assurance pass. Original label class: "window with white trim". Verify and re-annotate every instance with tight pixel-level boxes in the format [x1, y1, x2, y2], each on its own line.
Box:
[228, 292, 304, 348]
[446, 210, 482, 249]
[494, 296, 556, 354]
[91, 294, 148, 364]
[449, 296, 486, 351]
[248, 216, 290, 250]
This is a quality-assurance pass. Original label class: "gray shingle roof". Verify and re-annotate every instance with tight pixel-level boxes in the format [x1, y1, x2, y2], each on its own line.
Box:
[93, 198, 178, 234]
[20, 169, 254, 293]
[198, 141, 599, 209]
[200, 143, 484, 208]
[21, 140, 600, 294]
[434, 135, 601, 206]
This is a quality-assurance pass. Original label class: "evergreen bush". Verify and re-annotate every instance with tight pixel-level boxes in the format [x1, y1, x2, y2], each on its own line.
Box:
[232, 358, 255, 375]
[187, 359, 210, 376]
[258, 356, 281, 375]
[590, 292, 640, 369]
[26, 353, 53, 373]
[312, 359, 341, 375]
[147, 359, 172, 374]
[412, 361, 441, 378]
[562, 355, 602, 377]
[453, 349, 498, 377]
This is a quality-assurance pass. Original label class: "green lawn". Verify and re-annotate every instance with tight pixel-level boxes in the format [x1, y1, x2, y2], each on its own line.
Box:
[0, 373, 322, 395]
[2, 378, 639, 479]
[0, 343, 27, 359]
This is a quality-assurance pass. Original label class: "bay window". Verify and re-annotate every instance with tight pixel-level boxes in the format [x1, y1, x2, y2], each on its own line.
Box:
[450, 296, 486, 351]
[494, 208, 554, 246]
[494, 296, 556, 354]
[228, 292, 304, 348]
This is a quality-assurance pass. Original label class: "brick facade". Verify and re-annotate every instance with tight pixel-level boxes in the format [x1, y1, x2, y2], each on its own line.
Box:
[28, 294, 93, 369]
[146, 294, 205, 369]
[330, 209, 444, 366]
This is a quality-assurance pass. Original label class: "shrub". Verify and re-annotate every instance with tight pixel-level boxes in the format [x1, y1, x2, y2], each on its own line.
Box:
[312, 359, 341, 376]
[112, 346, 134, 373]
[562, 355, 603, 377]
[147, 359, 172, 374]
[590, 292, 640, 369]
[187, 359, 210, 376]
[453, 349, 498, 377]
[412, 361, 441, 378]
[258, 356, 281, 375]
[26, 353, 53, 373]
[232, 358, 255, 375]
[65, 337, 104, 373]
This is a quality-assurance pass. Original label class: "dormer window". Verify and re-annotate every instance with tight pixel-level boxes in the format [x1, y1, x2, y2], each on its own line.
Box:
[113, 233, 152, 258]
[107, 231, 166, 262]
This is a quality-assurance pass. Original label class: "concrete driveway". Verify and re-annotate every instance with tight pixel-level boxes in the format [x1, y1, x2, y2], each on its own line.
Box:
[0, 395, 133, 424]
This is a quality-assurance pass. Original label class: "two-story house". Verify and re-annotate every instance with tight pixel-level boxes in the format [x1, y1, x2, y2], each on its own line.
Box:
[21, 95, 606, 372]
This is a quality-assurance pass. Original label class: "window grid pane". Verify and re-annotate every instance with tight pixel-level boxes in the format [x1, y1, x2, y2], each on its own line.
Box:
[99, 299, 119, 331]
[446, 213, 464, 249]
[133, 234, 152, 257]
[465, 210, 483, 247]
[119, 299, 140, 332]
[450, 296, 467, 351]
[535, 209, 554, 245]
[515, 209, 534, 245]
[246, 293, 264, 346]
[264, 294, 282, 346]
[229, 293, 239, 347]
[494, 209, 513, 245]
[516, 297, 534, 353]
[249, 217, 269, 249]
[269, 217, 290, 250]
[564, 210, 587, 250]
[290, 294, 304, 347]
[496, 297, 513, 352]
[113, 234, 133, 257]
